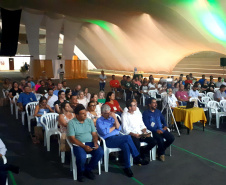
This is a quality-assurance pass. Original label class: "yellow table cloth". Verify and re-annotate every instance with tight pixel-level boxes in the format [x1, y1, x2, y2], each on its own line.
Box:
[173, 107, 207, 130]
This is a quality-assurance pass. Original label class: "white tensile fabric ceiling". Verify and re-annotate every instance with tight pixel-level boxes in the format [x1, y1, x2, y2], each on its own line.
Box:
[1, 0, 226, 73]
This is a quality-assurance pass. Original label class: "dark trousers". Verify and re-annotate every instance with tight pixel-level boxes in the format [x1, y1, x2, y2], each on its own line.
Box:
[99, 82, 106, 91]
[73, 142, 104, 176]
[105, 135, 139, 168]
[181, 101, 187, 106]
[152, 130, 175, 155]
[0, 159, 7, 185]
[125, 90, 132, 101]
[131, 136, 157, 158]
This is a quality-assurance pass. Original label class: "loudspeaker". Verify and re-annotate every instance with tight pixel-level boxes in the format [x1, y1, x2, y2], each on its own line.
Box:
[220, 58, 226, 67]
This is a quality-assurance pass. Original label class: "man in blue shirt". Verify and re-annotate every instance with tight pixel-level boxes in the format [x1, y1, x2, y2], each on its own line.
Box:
[198, 75, 206, 86]
[26, 76, 35, 88]
[17, 86, 37, 110]
[143, 98, 174, 162]
[96, 104, 141, 178]
[53, 82, 63, 96]
[67, 104, 104, 182]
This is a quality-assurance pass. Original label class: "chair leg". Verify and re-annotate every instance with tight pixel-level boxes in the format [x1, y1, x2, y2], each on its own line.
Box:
[104, 151, 109, 172]
[169, 145, 172, 156]
[130, 155, 133, 166]
[28, 118, 31, 132]
[44, 133, 47, 147]
[152, 146, 157, 160]
[61, 152, 65, 163]
[15, 107, 18, 119]
[21, 112, 25, 125]
[47, 134, 51, 151]
[72, 154, 77, 180]
[149, 150, 152, 161]
[10, 104, 13, 115]
[98, 160, 101, 175]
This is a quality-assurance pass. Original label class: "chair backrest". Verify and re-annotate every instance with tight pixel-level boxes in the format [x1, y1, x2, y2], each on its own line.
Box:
[220, 100, 226, 112]
[201, 97, 211, 104]
[40, 113, 59, 130]
[207, 92, 214, 100]
[25, 102, 39, 117]
[13, 95, 19, 105]
[198, 93, 206, 97]
[35, 94, 43, 101]
[207, 101, 219, 113]
[214, 88, 220, 92]
[2, 90, 6, 98]
[148, 90, 157, 98]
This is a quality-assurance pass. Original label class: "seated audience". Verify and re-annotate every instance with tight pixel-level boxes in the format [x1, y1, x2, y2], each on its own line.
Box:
[216, 77, 222, 88]
[26, 76, 35, 88]
[45, 88, 58, 110]
[17, 86, 37, 111]
[72, 85, 82, 96]
[97, 90, 106, 104]
[77, 90, 89, 108]
[173, 83, 179, 94]
[188, 84, 199, 98]
[121, 100, 156, 162]
[34, 97, 54, 142]
[27, 82, 35, 93]
[87, 101, 100, 126]
[19, 79, 26, 91]
[0, 139, 19, 184]
[53, 82, 63, 96]
[35, 80, 42, 92]
[54, 90, 67, 113]
[178, 76, 185, 85]
[164, 88, 179, 109]
[140, 78, 150, 103]
[67, 105, 104, 182]
[70, 95, 79, 110]
[62, 81, 70, 91]
[214, 85, 226, 102]
[96, 105, 140, 177]
[184, 83, 191, 91]
[134, 76, 141, 86]
[175, 84, 189, 106]
[124, 76, 132, 100]
[185, 76, 192, 84]
[105, 92, 123, 116]
[131, 79, 141, 100]
[65, 89, 72, 101]
[198, 75, 206, 86]
[143, 98, 175, 161]
[9, 81, 23, 99]
[148, 78, 157, 90]
[207, 78, 216, 92]
[201, 79, 208, 93]
[2, 78, 12, 97]
[47, 79, 55, 89]
[90, 93, 101, 117]
[110, 75, 121, 99]
[37, 80, 48, 95]
[120, 75, 127, 89]
[58, 102, 75, 152]
[123, 99, 141, 114]
[84, 87, 91, 101]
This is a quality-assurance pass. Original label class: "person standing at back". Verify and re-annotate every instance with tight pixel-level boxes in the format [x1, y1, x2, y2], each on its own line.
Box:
[99, 70, 107, 91]
[57, 64, 65, 82]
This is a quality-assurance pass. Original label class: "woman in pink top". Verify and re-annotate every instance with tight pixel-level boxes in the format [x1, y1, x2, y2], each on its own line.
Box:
[134, 76, 141, 86]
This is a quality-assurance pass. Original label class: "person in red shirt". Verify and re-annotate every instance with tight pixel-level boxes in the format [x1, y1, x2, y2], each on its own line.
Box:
[110, 75, 121, 99]
[185, 76, 192, 84]
[105, 92, 123, 116]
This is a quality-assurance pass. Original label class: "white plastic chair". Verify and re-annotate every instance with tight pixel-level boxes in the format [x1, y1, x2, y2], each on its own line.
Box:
[219, 100, 226, 112]
[13, 95, 26, 125]
[35, 93, 43, 101]
[207, 101, 226, 128]
[198, 93, 206, 97]
[148, 90, 157, 98]
[207, 92, 214, 100]
[214, 88, 220, 92]
[9, 97, 14, 115]
[26, 101, 38, 132]
[2, 89, 6, 98]
[2, 156, 8, 185]
[66, 138, 101, 180]
[200, 97, 211, 112]
[40, 113, 60, 151]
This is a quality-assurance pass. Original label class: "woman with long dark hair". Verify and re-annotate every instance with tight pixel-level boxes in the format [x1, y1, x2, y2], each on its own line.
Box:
[105, 92, 123, 116]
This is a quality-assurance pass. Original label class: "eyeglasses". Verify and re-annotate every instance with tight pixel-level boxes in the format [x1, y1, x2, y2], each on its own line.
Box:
[89, 105, 96, 107]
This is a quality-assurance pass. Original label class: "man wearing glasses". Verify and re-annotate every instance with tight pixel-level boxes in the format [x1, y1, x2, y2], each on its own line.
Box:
[96, 104, 141, 177]
[121, 100, 156, 164]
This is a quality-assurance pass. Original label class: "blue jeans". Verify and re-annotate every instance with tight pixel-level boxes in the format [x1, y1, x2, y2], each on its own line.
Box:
[105, 135, 139, 168]
[152, 130, 175, 155]
[99, 82, 106, 91]
[181, 101, 187, 106]
[0, 160, 7, 185]
[73, 142, 104, 176]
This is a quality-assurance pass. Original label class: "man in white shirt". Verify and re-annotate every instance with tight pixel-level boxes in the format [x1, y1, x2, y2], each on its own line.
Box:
[164, 88, 179, 109]
[45, 88, 58, 109]
[215, 77, 223, 88]
[148, 78, 157, 90]
[0, 139, 19, 184]
[122, 100, 157, 163]
[214, 85, 226, 102]
[57, 64, 65, 82]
